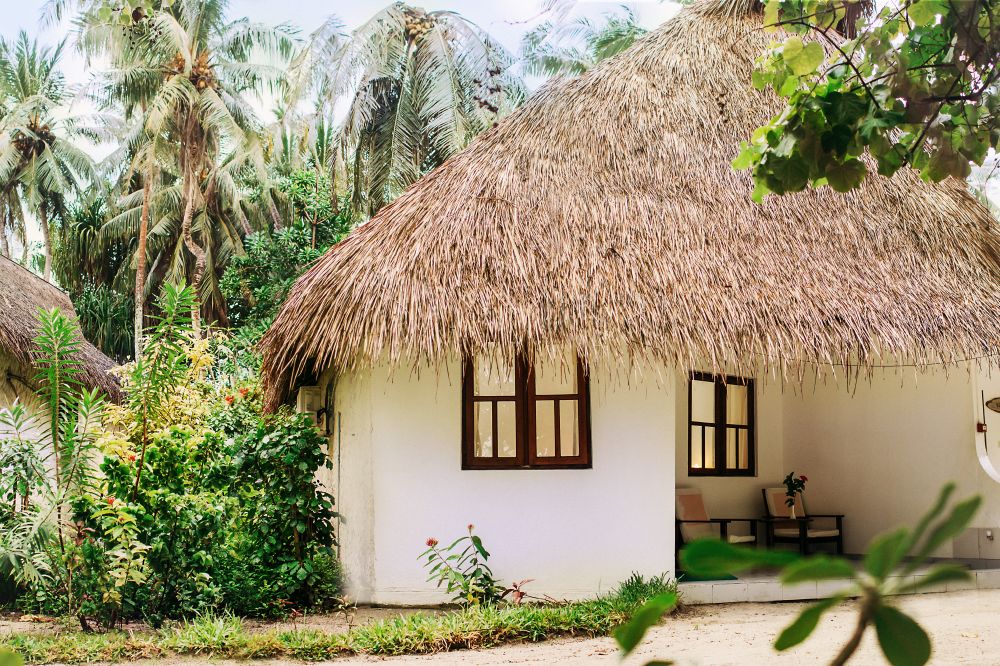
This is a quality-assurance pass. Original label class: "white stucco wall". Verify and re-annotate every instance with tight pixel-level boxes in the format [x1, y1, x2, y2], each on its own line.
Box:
[781, 366, 1000, 555]
[332, 355, 677, 605]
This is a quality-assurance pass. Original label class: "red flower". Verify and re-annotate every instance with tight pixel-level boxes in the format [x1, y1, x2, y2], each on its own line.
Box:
[467, 523, 475, 532]
[224, 394, 235, 405]
[106, 496, 115, 505]
[426, 537, 439, 548]
[238, 387, 249, 398]
[127, 453, 137, 462]
[799, 475, 808, 482]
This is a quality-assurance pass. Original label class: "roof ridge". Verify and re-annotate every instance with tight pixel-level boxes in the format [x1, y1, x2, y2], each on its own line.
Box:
[0, 253, 72, 299]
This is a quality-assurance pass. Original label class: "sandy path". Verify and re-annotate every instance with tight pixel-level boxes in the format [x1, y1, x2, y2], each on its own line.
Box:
[236, 589, 995, 665]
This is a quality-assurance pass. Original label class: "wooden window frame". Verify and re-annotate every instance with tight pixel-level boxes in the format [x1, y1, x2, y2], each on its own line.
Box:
[462, 355, 592, 470]
[687, 371, 756, 477]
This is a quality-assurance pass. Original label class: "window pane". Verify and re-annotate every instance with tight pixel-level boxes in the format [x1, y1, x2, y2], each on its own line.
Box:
[726, 384, 748, 426]
[691, 379, 715, 422]
[474, 402, 494, 457]
[474, 357, 515, 396]
[726, 429, 737, 469]
[497, 401, 517, 458]
[559, 399, 579, 456]
[536, 400, 556, 457]
[690, 426, 703, 468]
[704, 426, 716, 468]
[738, 429, 749, 469]
[535, 348, 577, 394]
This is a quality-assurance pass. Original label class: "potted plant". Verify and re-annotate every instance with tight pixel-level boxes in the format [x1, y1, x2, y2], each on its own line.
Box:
[782, 472, 807, 519]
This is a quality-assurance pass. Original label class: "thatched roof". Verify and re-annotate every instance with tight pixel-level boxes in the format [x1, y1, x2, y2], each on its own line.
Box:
[0, 255, 121, 401]
[261, 0, 1000, 410]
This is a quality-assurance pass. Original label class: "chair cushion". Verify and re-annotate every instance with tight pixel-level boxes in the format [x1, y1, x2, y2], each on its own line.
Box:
[773, 528, 840, 538]
[764, 488, 806, 518]
[727, 534, 757, 544]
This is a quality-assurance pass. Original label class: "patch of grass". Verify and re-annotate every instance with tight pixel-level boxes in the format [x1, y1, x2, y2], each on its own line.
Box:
[0, 574, 678, 664]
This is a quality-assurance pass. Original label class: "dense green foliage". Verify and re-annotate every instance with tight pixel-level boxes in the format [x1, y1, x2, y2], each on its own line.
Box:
[1, 575, 677, 664]
[0, 289, 339, 628]
[738, 0, 1000, 199]
[220, 171, 351, 333]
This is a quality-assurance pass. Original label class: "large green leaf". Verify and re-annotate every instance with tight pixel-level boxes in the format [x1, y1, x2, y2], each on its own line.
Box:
[908, 0, 944, 25]
[775, 595, 843, 651]
[864, 528, 909, 580]
[825, 158, 866, 191]
[781, 556, 856, 584]
[613, 592, 679, 656]
[897, 564, 971, 594]
[681, 539, 798, 577]
[786, 41, 825, 76]
[872, 605, 931, 666]
[913, 496, 982, 562]
[0, 650, 23, 666]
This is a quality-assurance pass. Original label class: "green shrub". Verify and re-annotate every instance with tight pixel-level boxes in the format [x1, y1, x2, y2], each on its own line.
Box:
[3, 289, 340, 625]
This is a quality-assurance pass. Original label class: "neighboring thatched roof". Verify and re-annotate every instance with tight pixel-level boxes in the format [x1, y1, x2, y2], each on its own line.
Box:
[0, 255, 121, 401]
[261, 0, 1000, 410]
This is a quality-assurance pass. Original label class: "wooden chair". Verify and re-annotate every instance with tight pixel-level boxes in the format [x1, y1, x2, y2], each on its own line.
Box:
[760, 487, 844, 555]
[675, 488, 757, 552]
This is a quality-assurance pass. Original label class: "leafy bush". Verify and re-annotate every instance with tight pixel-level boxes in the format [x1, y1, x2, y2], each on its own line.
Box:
[220, 171, 351, 331]
[3, 285, 341, 627]
[230, 413, 337, 606]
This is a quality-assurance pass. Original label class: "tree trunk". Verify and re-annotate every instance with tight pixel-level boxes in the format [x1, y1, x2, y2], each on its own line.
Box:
[0, 205, 9, 258]
[180, 175, 206, 335]
[39, 200, 52, 282]
[134, 159, 153, 359]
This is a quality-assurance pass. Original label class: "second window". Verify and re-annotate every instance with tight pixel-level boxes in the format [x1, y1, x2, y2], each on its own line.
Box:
[688, 372, 755, 476]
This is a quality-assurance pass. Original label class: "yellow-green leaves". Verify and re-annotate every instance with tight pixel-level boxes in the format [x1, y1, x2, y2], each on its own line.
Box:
[907, 0, 943, 26]
[782, 37, 825, 76]
[0, 650, 22, 666]
[743, 0, 1000, 198]
[763, 0, 781, 31]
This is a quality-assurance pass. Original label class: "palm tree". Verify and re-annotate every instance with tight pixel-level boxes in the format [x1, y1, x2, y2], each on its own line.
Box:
[95, 0, 295, 333]
[0, 33, 96, 282]
[520, 5, 648, 78]
[43, 0, 165, 353]
[0, 187, 25, 259]
[301, 4, 525, 218]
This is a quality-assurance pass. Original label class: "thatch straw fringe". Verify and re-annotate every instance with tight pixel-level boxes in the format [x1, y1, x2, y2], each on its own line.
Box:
[260, 0, 1000, 411]
[0, 255, 122, 401]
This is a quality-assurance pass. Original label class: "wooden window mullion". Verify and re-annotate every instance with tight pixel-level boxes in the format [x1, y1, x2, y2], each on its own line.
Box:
[491, 399, 499, 458]
[553, 398, 561, 459]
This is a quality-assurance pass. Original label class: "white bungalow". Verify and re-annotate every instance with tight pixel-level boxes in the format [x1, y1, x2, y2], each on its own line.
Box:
[261, 1, 1000, 604]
